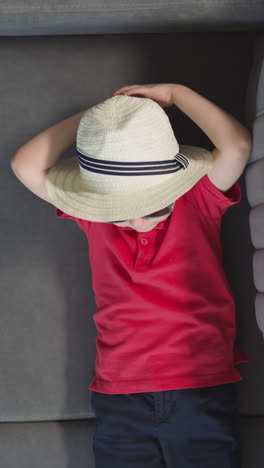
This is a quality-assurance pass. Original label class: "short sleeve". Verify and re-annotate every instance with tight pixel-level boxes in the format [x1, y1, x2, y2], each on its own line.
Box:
[55, 207, 91, 233]
[184, 174, 242, 220]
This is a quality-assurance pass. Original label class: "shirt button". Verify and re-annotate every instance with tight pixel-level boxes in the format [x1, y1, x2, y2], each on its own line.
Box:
[140, 239, 148, 245]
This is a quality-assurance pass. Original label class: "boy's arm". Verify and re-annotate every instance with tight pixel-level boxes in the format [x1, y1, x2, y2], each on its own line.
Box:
[172, 85, 252, 192]
[10, 110, 86, 204]
[10, 110, 86, 173]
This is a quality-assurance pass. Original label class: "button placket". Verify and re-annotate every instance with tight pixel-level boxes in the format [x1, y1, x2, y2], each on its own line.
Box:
[135, 235, 149, 268]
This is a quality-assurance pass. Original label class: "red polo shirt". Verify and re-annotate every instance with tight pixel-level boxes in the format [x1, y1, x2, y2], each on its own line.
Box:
[55, 174, 250, 394]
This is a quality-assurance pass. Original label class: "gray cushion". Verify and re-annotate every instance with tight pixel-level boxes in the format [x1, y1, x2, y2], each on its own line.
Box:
[3, 31, 255, 421]
[0, 420, 97, 468]
[243, 34, 264, 413]
[0, 416, 264, 468]
[2, 7, 264, 467]
[0, 0, 263, 36]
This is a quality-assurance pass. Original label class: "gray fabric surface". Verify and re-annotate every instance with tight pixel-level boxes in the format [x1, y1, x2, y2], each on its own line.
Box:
[1, 420, 97, 468]
[0, 416, 264, 468]
[2, 3, 264, 465]
[0, 0, 263, 36]
[3, 31, 256, 421]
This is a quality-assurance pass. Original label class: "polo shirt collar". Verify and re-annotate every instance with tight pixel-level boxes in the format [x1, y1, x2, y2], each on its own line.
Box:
[119, 217, 169, 231]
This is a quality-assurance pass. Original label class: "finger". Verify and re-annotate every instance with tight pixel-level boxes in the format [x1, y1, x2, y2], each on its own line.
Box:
[113, 85, 141, 94]
[121, 87, 145, 96]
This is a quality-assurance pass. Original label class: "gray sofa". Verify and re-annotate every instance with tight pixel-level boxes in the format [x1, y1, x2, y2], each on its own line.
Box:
[2, 1, 264, 467]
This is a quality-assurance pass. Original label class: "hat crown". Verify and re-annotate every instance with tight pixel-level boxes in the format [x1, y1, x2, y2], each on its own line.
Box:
[76, 95, 180, 193]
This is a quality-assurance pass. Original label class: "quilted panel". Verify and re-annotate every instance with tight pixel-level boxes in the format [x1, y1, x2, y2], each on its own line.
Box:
[243, 34, 264, 413]
[245, 34, 264, 332]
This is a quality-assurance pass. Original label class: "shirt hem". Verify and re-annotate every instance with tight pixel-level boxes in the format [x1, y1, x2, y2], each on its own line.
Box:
[88, 367, 245, 394]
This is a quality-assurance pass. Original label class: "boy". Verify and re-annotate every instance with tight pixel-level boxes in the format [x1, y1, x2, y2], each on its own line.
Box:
[11, 83, 251, 467]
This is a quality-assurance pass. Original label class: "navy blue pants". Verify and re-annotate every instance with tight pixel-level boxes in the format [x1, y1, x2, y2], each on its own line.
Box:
[91, 383, 241, 468]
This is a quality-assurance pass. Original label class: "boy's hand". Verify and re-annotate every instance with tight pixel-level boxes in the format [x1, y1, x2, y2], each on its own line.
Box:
[112, 83, 177, 108]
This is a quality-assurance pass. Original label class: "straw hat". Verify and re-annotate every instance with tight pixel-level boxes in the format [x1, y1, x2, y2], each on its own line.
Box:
[45, 95, 214, 223]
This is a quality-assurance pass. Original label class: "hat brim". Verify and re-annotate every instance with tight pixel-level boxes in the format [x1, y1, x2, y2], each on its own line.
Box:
[45, 145, 214, 222]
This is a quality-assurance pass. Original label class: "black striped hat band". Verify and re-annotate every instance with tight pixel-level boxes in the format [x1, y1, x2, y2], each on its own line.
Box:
[77, 149, 189, 177]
